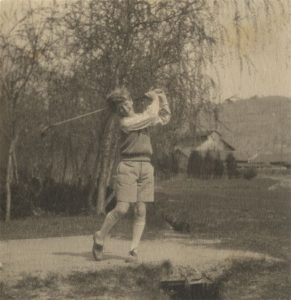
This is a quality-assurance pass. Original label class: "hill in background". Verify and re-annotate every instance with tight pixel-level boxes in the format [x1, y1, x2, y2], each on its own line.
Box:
[217, 96, 291, 162]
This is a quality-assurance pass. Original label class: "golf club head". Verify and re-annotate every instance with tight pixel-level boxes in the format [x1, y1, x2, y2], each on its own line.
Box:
[40, 125, 50, 138]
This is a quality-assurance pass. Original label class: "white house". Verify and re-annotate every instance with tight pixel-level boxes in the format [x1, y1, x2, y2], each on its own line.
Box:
[173, 130, 235, 172]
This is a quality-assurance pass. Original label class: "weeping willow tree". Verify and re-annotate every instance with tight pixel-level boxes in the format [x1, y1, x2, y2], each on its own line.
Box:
[0, 0, 289, 217]
[48, 0, 217, 213]
[45, 0, 288, 214]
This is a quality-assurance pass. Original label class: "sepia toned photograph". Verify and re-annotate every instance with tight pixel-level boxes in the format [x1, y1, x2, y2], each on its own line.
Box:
[0, 0, 290, 299]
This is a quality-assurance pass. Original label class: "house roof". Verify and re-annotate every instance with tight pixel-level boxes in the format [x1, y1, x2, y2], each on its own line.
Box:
[176, 130, 234, 146]
[176, 136, 207, 149]
[174, 130, 235, 156]
[175, 130, 218, 148]
[174, 146, 195, 157]
[220, 139, 235, 151]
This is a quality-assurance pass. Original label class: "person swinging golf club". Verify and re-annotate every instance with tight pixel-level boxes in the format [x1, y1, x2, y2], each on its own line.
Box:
[92, 86, 171, 262]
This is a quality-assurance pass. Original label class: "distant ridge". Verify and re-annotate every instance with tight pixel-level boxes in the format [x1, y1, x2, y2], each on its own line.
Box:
[218, 96, 291, 162]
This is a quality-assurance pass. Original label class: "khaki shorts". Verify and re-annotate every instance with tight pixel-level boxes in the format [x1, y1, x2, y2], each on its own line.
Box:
[115, 161, 154, 203]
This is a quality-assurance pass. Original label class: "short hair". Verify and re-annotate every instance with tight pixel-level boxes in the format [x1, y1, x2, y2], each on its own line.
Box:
[106, 87, 131, 113]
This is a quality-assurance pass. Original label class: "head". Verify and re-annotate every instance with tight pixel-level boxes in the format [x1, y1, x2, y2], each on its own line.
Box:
[106, 87, 134, 117]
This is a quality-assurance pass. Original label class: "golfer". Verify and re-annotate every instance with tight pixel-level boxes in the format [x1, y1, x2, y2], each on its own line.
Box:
[93, 87, 171, 262]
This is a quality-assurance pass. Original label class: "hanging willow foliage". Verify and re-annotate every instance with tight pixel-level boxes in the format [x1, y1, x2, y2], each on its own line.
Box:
[0, 0, 289, 216]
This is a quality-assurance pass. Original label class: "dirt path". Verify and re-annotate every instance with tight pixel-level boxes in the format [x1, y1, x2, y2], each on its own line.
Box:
[265, 174, 291, 190]
[0, 232, 281, 284]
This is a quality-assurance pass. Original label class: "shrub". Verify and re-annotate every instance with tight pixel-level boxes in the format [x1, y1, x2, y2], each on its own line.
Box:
[213, 156, 224, 178]
[187, 151, 203, 177]
[39, 178, 89, 215]
[202, 151, 215, 179]
[0, 176, 92, 220]
[225, 153, 238, 179]
[1, 182, 35, 219]
[154, 154, 177, 177]
[243, 167, 257, 180]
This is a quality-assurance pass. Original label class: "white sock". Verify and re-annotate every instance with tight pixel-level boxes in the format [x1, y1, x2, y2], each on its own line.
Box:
[97, 211, 120, 243]
[130, 221, 145, 252]
[95, 202, 130, 244]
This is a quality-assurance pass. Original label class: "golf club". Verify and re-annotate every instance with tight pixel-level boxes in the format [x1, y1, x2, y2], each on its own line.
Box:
[39, 93, 155, 138]
[40, 107, 107, 138]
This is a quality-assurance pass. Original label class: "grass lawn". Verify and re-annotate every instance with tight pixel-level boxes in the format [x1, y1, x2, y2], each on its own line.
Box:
[0, 214, 104, 241]
[1, 263, 171, 300]
[157, 176, 290, 259]
[0, 208, 166, 241]
[157, 176, 291, 299]
[1, 176, 290, 299]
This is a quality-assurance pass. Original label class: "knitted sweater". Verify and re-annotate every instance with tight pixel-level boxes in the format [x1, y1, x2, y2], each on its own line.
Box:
[119, 91, 171, 161]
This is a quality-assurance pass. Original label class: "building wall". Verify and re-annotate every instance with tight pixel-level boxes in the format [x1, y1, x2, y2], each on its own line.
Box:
[196, 133, 233, 159]
[196, 133, 223, 152]
[174, 132, 235, 173]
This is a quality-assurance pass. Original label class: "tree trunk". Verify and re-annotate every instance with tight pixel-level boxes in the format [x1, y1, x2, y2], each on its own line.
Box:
[96, 116, 119, 215]
[0, 97, 10, 219]
[106, 137, 119, 187]
[87, 151, 101, 212]
[69, 135, 79, 183]
[61, 138, 68, 183]
[87, 113, 112, 212]
[80, 137, 95, 178]
[5, 149, 13, 222]
[12, 148, 19, 184]
[5, 135, 18, 222]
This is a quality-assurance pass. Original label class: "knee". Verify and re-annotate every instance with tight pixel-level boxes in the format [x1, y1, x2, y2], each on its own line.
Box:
[134, 203, 146, 219]
[113, 202, 129, 217]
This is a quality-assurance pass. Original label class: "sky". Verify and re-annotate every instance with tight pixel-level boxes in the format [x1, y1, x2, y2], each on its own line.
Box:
[222, 25, 290, 100]
[215, 35, 291, 100]
[1, 0, 290, 101]
[207, 0, 291, 101]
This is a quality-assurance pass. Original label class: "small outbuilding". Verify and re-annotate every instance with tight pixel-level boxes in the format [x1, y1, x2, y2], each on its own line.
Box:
[173, 130, 235, 172]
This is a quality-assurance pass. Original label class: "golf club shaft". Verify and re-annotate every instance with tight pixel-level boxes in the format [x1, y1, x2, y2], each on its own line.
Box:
[50, 107, 107, 128]
[41, 93, 153, 136]
[40, 107, 107, 137]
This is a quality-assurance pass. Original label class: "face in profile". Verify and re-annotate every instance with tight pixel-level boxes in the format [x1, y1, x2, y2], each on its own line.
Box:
[117, 98, 134, 117]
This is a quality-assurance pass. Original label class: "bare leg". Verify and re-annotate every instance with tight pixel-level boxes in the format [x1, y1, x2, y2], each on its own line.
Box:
[130, 202, 146, 252]
[95, 201, 130, 244]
